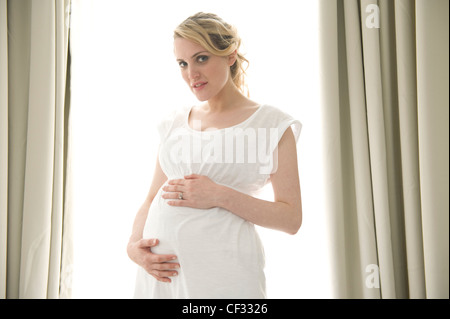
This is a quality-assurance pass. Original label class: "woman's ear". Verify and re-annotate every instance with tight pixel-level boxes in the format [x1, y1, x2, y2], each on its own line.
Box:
[228, 50, 238, 66]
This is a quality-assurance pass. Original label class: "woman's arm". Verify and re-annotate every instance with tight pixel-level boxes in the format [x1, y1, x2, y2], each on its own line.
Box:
[127, 148, 180, 283]
[164, 127, 302, 234]
[218, 127, 302, 234]
[129, 148, 167, 243]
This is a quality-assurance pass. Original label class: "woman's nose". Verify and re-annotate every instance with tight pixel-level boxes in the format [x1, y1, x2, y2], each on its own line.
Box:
[187, 65, 200, 80]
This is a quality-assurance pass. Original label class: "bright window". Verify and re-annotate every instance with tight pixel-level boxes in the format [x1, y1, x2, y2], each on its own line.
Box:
[70, 0, 331, 298]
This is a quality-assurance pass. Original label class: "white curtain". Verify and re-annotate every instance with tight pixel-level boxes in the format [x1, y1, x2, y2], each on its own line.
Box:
[319, 0, 448, 298]
[0, 0, 73, 298]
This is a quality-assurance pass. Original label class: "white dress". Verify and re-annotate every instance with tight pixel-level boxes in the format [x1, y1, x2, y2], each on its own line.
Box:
[133, 104, 302, 299]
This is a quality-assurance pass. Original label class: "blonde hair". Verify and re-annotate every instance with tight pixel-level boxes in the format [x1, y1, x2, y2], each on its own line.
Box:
[174, 12, 249, 95]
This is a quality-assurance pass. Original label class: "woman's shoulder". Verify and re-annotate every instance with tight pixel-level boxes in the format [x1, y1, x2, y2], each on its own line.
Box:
[254, 104, 302, 141]
[157, 105, 190, 122]
[256, 104, 299, 124]
[155, 105, 191, 139]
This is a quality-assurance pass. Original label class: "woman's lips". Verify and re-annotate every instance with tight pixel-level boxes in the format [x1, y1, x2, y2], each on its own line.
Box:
[192, 82, 207, 91]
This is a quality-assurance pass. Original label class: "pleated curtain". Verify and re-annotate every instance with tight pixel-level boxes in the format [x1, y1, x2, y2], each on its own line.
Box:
[319, 0, 448, 298]
[0, 0, 73, 298]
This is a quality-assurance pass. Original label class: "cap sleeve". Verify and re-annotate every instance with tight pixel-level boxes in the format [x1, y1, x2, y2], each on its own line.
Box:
[276, 118, 302, 146]
[156, 108, 177, 143]
[263, 106, 302, 175]
[268, 109, 302, 153]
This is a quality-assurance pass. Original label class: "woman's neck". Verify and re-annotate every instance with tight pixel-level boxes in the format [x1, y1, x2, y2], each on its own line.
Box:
[204, 79, 251, 113]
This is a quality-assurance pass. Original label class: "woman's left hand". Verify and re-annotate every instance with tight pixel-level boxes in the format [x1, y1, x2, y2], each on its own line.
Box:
[162, 174, 224, 209]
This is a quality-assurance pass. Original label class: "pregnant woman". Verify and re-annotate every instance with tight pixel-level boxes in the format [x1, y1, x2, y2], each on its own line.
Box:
[127, 12, 303, 299]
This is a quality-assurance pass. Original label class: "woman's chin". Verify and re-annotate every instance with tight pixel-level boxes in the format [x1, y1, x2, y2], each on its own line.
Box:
[193, 94, 209, 102]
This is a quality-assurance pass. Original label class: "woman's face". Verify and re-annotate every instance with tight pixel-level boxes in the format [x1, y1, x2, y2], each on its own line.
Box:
[174, 37, 234, 102]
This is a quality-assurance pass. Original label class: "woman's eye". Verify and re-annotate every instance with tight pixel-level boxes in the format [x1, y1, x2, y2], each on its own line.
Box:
[197, 55, 209, 63]
[178, 61, 187, 68]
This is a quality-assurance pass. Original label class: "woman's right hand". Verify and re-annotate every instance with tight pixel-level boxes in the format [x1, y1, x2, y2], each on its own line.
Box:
[127, 238, 179, 283]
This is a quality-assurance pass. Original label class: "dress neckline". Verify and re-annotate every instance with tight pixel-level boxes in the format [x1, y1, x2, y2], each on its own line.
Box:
[184, 104, 265, 133]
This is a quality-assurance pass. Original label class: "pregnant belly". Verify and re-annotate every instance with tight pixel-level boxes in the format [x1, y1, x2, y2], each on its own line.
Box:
[142, 189, 264, 266]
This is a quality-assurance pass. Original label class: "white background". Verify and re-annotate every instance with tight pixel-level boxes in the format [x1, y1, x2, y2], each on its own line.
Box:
[69, 0, 332, 298]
